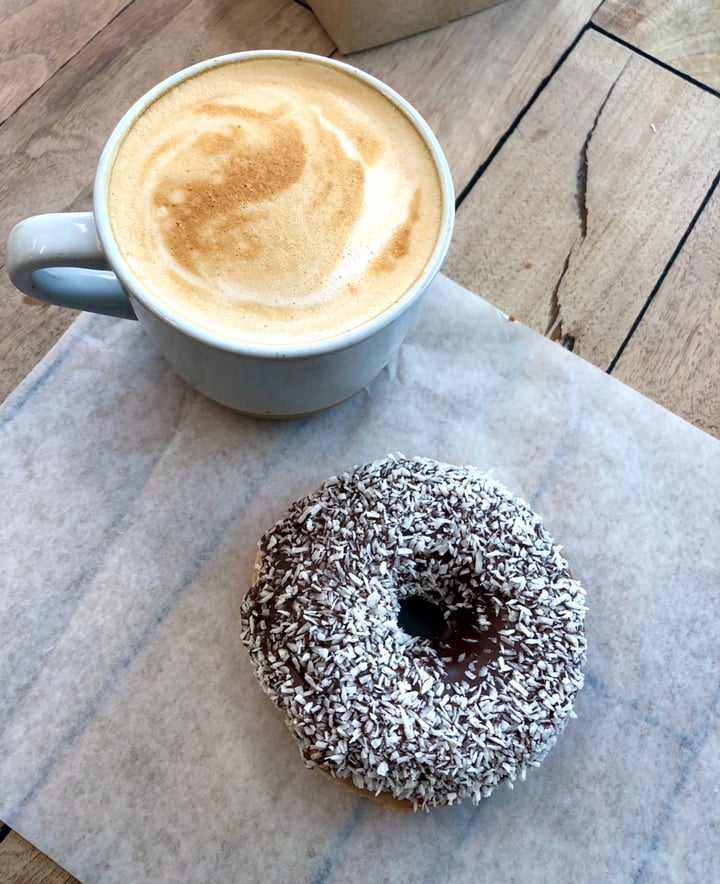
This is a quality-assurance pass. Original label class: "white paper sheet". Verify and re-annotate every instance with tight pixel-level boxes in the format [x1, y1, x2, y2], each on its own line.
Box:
[1, 275, 719, 883]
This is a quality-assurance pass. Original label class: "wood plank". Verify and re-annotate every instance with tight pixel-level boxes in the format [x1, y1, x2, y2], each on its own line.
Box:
[0, 0, 333, 403]
[443, 28, 720, 372]
[338, 0, 601, 196]
[594, 0, 720, 91]
[0, 0, 134, 124]
[612, 184, 720, 438]
[0, 828, 78, 884]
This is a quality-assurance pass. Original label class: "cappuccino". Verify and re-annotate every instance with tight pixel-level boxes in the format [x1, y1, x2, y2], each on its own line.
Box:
[106, 55, 445, 346]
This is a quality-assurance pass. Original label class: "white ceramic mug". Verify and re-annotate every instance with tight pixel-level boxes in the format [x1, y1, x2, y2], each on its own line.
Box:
[6, 51, 454, 418]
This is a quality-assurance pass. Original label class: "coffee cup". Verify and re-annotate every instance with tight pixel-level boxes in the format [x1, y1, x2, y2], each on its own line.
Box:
[6, 51, 454, 417]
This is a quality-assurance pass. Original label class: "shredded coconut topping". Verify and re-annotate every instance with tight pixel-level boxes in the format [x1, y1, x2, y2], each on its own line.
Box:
[240, 456, 587, 810]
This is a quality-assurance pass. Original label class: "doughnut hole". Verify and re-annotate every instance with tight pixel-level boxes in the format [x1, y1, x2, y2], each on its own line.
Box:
[396, 580, 506, 683]
[397, 595, 450, 640]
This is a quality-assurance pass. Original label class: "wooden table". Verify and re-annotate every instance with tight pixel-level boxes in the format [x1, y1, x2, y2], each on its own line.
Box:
[1, 1, 718, 880]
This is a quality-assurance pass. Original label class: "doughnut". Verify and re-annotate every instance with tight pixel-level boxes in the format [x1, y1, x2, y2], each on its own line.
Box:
[240, 455, 586, 810]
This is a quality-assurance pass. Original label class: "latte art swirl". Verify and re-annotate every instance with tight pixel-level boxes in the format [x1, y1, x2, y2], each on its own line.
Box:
[107, 57, 444, 346]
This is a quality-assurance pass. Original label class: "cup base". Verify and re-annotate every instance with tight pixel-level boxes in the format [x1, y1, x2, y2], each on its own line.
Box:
[197, 384, 361, 420]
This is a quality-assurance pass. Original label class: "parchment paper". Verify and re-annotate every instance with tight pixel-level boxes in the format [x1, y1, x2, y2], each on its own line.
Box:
[1, 275, 719, 883]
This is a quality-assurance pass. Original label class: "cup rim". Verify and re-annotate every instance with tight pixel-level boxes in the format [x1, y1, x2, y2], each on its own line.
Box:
[94, 50, 455, 359]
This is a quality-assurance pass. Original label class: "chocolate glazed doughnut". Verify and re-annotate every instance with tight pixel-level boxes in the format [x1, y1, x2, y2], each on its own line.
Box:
[240, 456, 587, 810]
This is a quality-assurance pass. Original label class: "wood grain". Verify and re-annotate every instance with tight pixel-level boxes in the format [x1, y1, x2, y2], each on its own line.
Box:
[338, 0, 601, 196]
[443, 28, 720, 371]
[594, 0, 720, 91]
[0, 0, 333, 403]
[612, 183, 720, 438]
[0, 0, 134, 123]
[0, 829, 78, 884]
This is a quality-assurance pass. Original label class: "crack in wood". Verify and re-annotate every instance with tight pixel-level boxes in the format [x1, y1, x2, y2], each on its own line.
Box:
[576, 60, 629, 240]
[550, 60, 630, 351]
[546, 244, 574, 341]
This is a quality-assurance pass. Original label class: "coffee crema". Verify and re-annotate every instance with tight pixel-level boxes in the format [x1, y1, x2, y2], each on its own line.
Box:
[106, 55, 445, 346]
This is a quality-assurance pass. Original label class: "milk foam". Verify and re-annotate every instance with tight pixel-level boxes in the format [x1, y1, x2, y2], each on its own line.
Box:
[107, 56, 444, 345]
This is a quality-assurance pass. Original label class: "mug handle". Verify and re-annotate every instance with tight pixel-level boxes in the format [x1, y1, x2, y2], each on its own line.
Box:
[6, 212, 137, 320]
